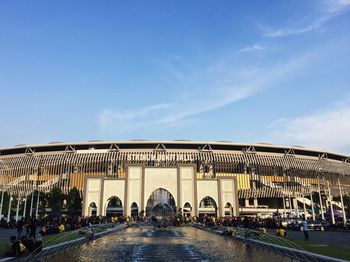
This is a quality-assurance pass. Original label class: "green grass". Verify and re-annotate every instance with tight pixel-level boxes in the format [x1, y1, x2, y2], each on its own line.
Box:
[232, 229, 350, 261]
[0, 226, 109, 259]
[41, 226, 107, 245]
[41, 230, 83, 245]
[286, 238, 350, 261]
[251, 234, 350, 260]
[0, 242, 9, 258]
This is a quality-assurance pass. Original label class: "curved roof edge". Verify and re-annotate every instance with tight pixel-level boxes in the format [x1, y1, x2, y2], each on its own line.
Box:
[0, 140, 349, 162]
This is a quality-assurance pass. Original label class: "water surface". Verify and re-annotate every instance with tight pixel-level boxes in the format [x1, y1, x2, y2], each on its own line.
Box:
[51, 226, 288, 261]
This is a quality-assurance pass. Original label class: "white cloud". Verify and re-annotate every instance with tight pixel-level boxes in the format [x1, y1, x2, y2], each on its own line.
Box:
[262, 0, 350, 37]
[98, 53, 310, 138]
[269, 97, 350, 153]
[238, 44, 267, 53]
[98, 104, 172, 137]
[328, 0, 350, 12]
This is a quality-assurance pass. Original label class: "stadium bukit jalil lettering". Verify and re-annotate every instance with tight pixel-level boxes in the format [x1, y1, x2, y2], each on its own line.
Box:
[127, 153, 194, 162]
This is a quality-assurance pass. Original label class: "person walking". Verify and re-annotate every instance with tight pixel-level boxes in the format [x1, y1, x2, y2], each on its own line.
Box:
[302, 217, 309, 240]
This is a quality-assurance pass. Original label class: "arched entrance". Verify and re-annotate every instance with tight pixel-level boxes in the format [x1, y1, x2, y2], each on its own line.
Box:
[183, 202, 192, 217]
[131, 202, 139, 217]
[106, 196, 123, 217]
[199, 196, 217, 216]
[146, 188, 176, 217]
[225, 202, 233, 216]
[88, 202, 97, 216]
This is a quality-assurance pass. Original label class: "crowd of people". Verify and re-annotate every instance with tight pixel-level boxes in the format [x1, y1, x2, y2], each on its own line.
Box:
[1, 215, 117, 258]
[194, 215, 280, 229]
[0, 212, 335, 258]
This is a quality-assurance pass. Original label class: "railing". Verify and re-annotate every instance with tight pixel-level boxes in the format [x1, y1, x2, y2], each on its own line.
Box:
[20, 223, 129, 262]
[192, 224, 347, 262]
[232, 227, 316, 262]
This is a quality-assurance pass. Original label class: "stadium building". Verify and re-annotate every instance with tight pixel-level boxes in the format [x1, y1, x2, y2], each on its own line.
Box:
[0, 140, 349, 221]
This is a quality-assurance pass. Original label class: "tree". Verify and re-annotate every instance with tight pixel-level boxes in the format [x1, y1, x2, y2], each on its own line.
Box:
[25, 190, 48, 217]
[66, 187, 82, 215]
[48, 187, 63, 213]
[0, 192, 10, 216]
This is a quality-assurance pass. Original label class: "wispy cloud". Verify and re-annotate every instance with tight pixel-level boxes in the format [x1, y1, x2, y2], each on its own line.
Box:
[268, 96, 350, 153]
[261, 0, 350, 37]
[98, 53, 310, 138]
[98, 104, 172, 137]
[238, 44, 267, 53]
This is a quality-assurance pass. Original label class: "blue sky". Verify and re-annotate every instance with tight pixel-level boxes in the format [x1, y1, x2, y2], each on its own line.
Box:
[0, 0, 350, 153]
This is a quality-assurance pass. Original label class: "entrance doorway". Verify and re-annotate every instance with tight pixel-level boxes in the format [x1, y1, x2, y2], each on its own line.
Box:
[145, 188, 176, 217]
[106, 196, 123, 217]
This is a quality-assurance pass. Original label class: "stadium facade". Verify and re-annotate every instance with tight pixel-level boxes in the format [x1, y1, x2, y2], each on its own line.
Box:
[0, 140, 349, 221]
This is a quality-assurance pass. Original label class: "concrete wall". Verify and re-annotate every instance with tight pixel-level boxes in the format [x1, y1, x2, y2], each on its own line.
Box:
[143, 167, 178, 212]
[197, 180, 219, 216]
[179, 166, 196, 216]
[83, 178, 102, 216]
[126, 166, 142, 216]
[219, 178, 239, 217]
[102, 180, 125, 216]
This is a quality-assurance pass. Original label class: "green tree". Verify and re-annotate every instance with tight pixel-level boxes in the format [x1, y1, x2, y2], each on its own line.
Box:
[48, 187, 63, 212]
[0, 191, 10, 216]
[66, 187, 82, 215]
[24, 191, 50, 217]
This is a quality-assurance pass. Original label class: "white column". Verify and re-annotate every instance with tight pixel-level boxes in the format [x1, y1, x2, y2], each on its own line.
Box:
[30, 192, 34, 217]
[245, 198, 249, 207]
[22, 196, 27, 218]
[282, 172, 286, 218]
[35, 191, 40, 218]
[328, 181, 335, 224]
[338, 178, 347, 226]
[318, 182, 324, 220]
[282, 195, 286, 218]
[253, 198, 258, 208]
[7, 194, 12, 222]
[310, 191, 315, 221]
[325, 196, 329, 209]
[0, 191, 4, 217]
[288, 194, 292, 215]
[293, 198, 299, 218]
[15, 197, 20, 221]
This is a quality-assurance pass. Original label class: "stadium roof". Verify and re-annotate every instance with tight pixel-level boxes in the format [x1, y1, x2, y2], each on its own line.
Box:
[0, 140, 349, 162]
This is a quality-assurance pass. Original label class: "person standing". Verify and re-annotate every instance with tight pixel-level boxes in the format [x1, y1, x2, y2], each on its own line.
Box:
[302, 217, 309, 240]
[17, 218, 24, 240]
[29, 218, 37, 239]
